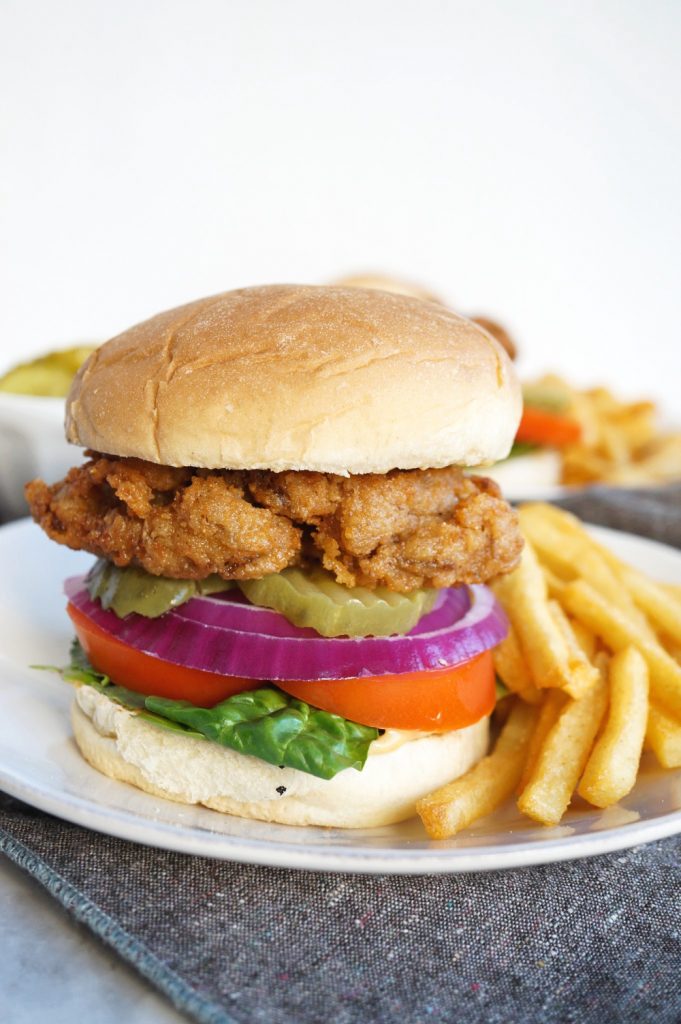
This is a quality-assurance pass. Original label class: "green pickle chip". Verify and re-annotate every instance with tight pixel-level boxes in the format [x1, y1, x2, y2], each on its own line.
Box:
[0, 345, 97, 397]
[238, 567, 437, 637]
[87, 560, 232, 619]
[87, 560, 436, 636]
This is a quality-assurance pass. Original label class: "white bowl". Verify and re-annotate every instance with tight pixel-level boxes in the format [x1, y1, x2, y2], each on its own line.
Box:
[0, 393, 84, 520]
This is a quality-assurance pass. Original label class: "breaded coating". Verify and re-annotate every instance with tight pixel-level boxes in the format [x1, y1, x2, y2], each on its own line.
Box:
[249, 468, 522, 589]
[26, 456, 522, 590]
[26, 456, 301, 580]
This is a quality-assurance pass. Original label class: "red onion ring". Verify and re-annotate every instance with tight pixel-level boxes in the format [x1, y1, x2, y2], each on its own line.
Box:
[64, 576, 506, 681]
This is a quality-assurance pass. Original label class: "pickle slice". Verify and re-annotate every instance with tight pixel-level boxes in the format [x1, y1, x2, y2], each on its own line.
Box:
[238, 568, 438, 637]
[87, 560, 232, 618]
[0, 345, 97, 397]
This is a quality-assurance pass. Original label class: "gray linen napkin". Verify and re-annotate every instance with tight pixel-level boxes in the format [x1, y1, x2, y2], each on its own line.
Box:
[1, 485, 681, 1024]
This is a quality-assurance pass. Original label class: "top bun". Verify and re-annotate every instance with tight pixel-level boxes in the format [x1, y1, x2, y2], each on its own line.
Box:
[66, 285, 521, 475]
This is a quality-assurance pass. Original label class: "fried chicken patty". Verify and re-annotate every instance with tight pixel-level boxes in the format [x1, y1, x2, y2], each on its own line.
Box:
[25, 455, 523, 591]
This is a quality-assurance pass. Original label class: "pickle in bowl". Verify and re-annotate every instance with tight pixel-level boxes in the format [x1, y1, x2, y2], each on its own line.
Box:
[0, 345, 97, 398]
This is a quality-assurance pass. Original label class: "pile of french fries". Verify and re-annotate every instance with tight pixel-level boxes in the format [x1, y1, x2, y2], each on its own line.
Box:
[417, 503, 681, 840]
[529, 374, 681, 486]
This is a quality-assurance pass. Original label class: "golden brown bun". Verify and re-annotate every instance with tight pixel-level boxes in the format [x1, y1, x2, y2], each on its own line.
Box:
[72, 687, 489, 829]
[66, 285, 521, 474]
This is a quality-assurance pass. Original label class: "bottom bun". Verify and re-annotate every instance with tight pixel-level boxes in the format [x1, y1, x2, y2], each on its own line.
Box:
[72, 686, 489, 829]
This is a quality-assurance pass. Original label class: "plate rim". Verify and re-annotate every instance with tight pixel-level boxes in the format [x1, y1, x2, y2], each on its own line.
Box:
[1, 518, 680, 874]
[2, 766, 681, 875]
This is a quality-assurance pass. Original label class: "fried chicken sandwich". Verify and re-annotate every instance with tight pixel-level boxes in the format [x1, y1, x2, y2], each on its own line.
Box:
[26, 285, 523, 828]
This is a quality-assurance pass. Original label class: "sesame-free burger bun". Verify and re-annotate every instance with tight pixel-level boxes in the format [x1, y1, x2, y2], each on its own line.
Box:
[72, 686, 489, 829]
[66, 285, 521, 475]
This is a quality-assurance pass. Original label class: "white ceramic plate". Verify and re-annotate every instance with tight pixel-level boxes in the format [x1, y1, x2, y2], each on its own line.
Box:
[1, 519, 680, 874]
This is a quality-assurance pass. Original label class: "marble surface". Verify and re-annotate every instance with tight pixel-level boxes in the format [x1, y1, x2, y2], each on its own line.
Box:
[0, 857, 188, 1024]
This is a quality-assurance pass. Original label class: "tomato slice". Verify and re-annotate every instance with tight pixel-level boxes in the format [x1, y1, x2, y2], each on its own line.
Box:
[68, 603, 260, 704]
[276, 652, 495, 731]
[516, 406, 582, 447]
[67, 602, 495, 730]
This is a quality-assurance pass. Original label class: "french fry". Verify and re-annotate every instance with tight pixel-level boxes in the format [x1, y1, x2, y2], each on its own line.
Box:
[662, 583, 681, 602]
[600, 422, 629, 465]
[492, 623, 541, 703]
[570, 619, 597, 661]
[492, 545, 577, 692]
[416, 700, 538, 839]
[664, 641, 681, 665]
[542, 566, 567, 599]
[561, 448, 610, 486]
[578, 647, 649, 807]
[516, 510, 579, 581]
[562, 579, 681, 719]
[635, 433, 681, 481]
[548, 601, 599, 699]
[518, 689, 566, 791]
[518, 506, 653, 636]
[519, 502, 585, 540]
[619, 565, 681, 647]
[517, 675, 608, 826]
[645, 704, 681, 769]
[520, 374, 680, 486]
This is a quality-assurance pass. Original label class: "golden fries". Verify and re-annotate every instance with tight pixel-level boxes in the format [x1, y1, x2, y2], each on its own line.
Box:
[492, 545, 584, 693]
[547, 601, 599, 698]
[492, 623, 541, 703]
[570, 619, 597, 661]
[522, 374, 681, 486]
[517, 676, 608, 826]
[416, 701, 538, 839]
[578, 647, 649, 807]
[519, 505, 653, 635]
[561, 579, 681, 719]
[518, 689, 565, 791]
[417, 502, 681, 840]
[645, 704, 681, 769]
[618, 566, 681, 647]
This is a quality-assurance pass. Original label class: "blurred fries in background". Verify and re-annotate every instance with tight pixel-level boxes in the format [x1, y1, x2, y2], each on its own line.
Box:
[417, 503, 681, 839]
[520, 374, 681, 487]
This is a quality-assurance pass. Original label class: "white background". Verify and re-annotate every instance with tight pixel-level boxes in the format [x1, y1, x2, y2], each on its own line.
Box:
[1, 0, 680, 411]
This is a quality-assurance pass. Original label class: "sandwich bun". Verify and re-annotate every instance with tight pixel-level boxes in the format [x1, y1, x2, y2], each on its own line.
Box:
[72, 686, 489, 828]
[66, 284, 521, 475]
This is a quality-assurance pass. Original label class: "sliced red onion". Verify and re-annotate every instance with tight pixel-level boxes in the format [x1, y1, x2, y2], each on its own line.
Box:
[64, 576, 506, 681]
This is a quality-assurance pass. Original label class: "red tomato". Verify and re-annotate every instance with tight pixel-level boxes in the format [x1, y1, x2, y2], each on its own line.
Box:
[68, 602, 495, 730]
[276, 653, 495, 731]
[516, 406, 582, 447]
[68, 603, 260, 704]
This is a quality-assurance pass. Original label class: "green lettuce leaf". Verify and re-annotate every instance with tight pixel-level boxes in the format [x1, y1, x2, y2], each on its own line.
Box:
[506, 440, 539, 459]
[146, 689, 379, 780]
[36, 641, 203, 735]
[41, 641, 378, 779]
